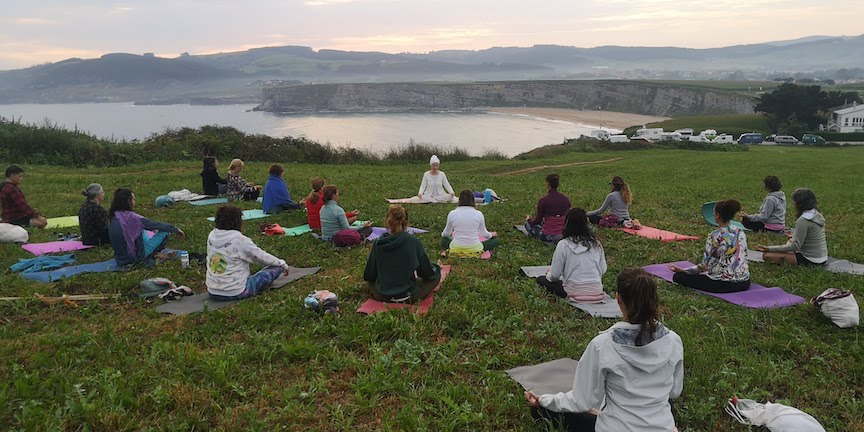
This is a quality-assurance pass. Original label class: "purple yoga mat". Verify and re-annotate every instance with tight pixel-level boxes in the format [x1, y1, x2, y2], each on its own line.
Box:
[22, 241, 94, 256]
[643, 261, 805, 309]
[367, 227, 428, 241]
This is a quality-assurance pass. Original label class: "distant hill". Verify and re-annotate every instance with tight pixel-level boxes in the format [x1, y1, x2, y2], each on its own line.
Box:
[0, 35, 862, 104]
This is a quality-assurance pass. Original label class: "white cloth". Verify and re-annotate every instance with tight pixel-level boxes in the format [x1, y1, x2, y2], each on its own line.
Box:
[442, 206, 492, 248]
[0, 223, 28, 243]
[539, 322, 684, 432]
[418, 171, 454, 203]
[728, 399, 825, 432]
[429, 155, 440, 165]
[546, 238, 608, 300]
[167, 189, 210, 202]
[205, 228, 288, 297]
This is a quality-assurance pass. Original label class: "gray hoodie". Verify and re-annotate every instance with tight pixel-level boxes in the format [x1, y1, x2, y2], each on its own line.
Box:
[539, 322, 684, 432]
[767, 209, 827, 263]
[748, 191, 786, 225]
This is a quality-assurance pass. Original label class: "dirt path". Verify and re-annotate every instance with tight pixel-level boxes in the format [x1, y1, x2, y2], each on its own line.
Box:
[494, 157, 623, 176]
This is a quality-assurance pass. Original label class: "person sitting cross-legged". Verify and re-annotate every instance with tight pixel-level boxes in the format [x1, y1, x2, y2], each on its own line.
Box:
[524, 173, 571, 243]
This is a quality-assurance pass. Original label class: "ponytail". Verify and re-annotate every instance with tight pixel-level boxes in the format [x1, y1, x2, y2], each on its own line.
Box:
[616, 268, 660, 347]
[611, 176, 632, 205]
[308, 177, 325, 204]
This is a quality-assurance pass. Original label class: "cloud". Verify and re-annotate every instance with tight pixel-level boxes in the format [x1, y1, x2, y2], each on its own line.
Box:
[106, 6, 134, 16]
[12, 17, 56, 25]
[0, 42, 103, 69]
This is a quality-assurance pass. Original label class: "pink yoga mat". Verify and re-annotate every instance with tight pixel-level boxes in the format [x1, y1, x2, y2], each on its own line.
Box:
[617, 226, 699, 242]
[22, 241, 94, 256]
[643, 261, 805, 308]
[367, 227, 428, 241]
[357, 265, 451, 315]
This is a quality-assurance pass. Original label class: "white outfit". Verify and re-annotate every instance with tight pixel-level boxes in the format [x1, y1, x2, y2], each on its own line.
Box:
[546, 238, 607, 301]
[539, 322, 684, 432]
[442, 206, 492, 248]
[419, 171, 455, 203]
[206, 228, 288, 297]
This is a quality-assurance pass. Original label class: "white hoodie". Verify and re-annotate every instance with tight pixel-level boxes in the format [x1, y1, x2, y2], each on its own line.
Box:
[540, 322, 684, 432]
[206, 228, 288, 297]
[547, 238, 607, 287]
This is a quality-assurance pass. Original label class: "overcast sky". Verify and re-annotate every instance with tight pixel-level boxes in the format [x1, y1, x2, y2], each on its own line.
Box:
[1, 0, 861, 70]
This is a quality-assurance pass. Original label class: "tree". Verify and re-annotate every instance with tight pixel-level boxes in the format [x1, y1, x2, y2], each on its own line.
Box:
[755, 83, 862, 132]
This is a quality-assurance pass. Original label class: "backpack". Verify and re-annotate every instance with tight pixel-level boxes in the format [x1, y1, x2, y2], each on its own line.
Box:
[332, 229, 363, 247]
[599, 213, 620, 228]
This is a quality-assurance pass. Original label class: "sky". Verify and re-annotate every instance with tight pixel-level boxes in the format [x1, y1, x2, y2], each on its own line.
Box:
[1, 0, 862, 70]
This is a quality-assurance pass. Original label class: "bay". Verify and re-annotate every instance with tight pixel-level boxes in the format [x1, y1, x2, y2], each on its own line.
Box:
[0, 103, 613, 157]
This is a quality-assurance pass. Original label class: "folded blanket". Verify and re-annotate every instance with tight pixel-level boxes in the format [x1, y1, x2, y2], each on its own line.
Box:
[20, 259, 124, 283]
[10, 254, 77, 273]
[168, 189, 211, 202]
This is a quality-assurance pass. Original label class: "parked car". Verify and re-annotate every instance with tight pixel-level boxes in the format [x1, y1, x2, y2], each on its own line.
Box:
[774, 135, 798, 145]
[713, 134, 735, 144]
[737, 132, 764, 144]
[801, 133, 827, 145]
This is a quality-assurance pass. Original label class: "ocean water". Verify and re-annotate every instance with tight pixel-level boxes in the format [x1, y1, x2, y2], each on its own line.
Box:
[0, 103, 613, 157]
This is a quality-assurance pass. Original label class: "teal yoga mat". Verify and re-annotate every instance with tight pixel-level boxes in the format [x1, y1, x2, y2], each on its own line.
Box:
[189, 197, 228, 206]
[207, 209, 268, 222]
[701, 201, 748, 231]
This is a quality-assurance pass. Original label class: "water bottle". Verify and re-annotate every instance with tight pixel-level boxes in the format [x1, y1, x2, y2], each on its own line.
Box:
[484, 189, 492, 204]
[179, 251, 189, 269]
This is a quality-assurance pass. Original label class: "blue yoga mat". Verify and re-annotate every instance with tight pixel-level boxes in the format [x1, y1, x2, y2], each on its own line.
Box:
[189, 197, 228, 206]
[21, 259, 124, 283]
[207, 209, 268, 222]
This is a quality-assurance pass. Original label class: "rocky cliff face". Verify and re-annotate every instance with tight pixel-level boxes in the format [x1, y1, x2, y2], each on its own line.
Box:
[255, 80, 755, 116]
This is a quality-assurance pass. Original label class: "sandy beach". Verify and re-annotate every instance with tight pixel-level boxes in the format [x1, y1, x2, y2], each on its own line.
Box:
[483, 107, 669, 131]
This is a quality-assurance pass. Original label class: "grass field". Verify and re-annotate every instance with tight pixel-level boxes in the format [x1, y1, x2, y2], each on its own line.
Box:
[1, 146, 863, 431]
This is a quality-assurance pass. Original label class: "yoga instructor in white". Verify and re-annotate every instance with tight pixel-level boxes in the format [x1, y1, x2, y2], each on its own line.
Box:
[525, 268, 684, 432]
[418, 155, 455, 203]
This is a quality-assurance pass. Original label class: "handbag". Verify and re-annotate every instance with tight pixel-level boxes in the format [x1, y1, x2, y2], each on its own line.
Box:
[811, 288, 860, 328]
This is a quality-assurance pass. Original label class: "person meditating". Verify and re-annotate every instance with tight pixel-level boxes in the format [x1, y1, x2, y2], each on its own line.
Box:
[108, 188, 185, 266]
[441, 190, 499, 255]
[740, 175, 786, 233]
[418, 155, 455, 203]
[587, 176, 634, 227]
[0, 165, 47, 228]
[262, 164, 303, 214]
[535, 208, 607, 302]
[226, 158, 261, 202]
[78, 183, 110, 246]
[669, 200, 750, 293]
[206, 205, 292, 301]
[320, 185, 372, 246]
[525, 268, 684, 432]
[756, 188, 827, 267]
[200, 156, 227, 196]
[524, 173, 571, 243]
[363, 205, 441, 303]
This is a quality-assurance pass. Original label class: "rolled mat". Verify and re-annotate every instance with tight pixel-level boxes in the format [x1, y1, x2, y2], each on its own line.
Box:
[506, 358, 578, 396]
[702, 201, 748, 231]
[519, 266, 622, 318]
[642, 261, 805, 308]
[748, 250, 864, 276]
[45, 216, 79, 229]
[188, 197, 228, 206]
[155, 266, 322, 315]
[616, 225, 699, 242]
[207, 209, 268, 222]
[22, 240, 93, 256]
[356, 265, 451, 315]
[21, 259, 124, 283]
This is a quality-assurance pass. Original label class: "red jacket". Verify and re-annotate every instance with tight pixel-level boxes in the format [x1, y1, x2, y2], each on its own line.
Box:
[0, 181, 36, 223]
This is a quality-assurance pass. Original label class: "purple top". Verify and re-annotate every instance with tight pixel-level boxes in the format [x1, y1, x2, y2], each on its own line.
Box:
[529, 190, 571, 235]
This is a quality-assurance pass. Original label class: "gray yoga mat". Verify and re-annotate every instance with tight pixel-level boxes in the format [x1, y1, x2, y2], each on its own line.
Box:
[155, 266, 321, 315]
[520, 266, 622, 318]
[506, 358, 578, 396]
[748, 250, 864, 276]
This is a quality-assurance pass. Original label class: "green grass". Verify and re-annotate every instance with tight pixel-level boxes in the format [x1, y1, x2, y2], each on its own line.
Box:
[624, 114, 773, 137]
[1, 147, 864, 431]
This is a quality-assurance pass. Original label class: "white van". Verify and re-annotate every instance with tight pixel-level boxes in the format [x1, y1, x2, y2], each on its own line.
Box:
[674, 128, 694, 139]
[609, 135, 629, 143]
[633, 128, 664, 142]
[713, 134, 734, 144]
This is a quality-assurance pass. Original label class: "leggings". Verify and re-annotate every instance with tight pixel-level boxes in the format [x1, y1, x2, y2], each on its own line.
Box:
[672, 272, 750, 293]
[535, 276, 567, 298]
[531, 406, 596, 432]
[741, 216, 784, 233]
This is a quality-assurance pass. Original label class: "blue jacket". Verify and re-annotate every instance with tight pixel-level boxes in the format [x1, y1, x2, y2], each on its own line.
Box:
[262, 174, 295, 213]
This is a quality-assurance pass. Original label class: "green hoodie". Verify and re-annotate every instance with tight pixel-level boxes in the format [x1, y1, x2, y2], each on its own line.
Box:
[363, 231, 440, 298]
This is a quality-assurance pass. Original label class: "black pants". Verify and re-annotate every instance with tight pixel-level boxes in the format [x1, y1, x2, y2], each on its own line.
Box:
[267, 202, 303, 214]
[531, 407, 596, 432]
[242, 189, 260, 201]
[535, 276, 567, 298]
[740, 216, 782, 233]
[672, 272, 750, 293]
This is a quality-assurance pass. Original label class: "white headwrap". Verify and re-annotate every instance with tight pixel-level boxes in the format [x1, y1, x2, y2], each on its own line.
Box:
[429, 155, 441, 166]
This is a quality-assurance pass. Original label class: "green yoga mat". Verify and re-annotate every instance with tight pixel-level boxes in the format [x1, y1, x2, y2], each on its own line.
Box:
[45, 216, 79, 229]
[701, 202, 748, 231]
[284, 224, 313, 236]
[207, 209, 268, 222]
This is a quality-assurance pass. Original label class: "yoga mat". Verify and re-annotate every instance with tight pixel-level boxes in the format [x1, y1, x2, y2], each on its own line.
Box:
[748, 250, 864, 276]
[21, 259, 124, 283]
[45, 216, 79, 229]
[356, 265, 451, 315]
[283, 224, 313, 236]
[643, 261, 805, 308]
[188, 197, 228, 206]
[386, 196, 458, 204]
[155, 266, 322, 315]
[513, 225, 556, 245]
[702, 202, 748, 231]
[22, 240, 93, 256]
[616, 225, 699, 242]
[506, 358, 579, 396]
[367, 227, 429, 241]
[519, 266, 622, 318]
[207, 209, 268, 222]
